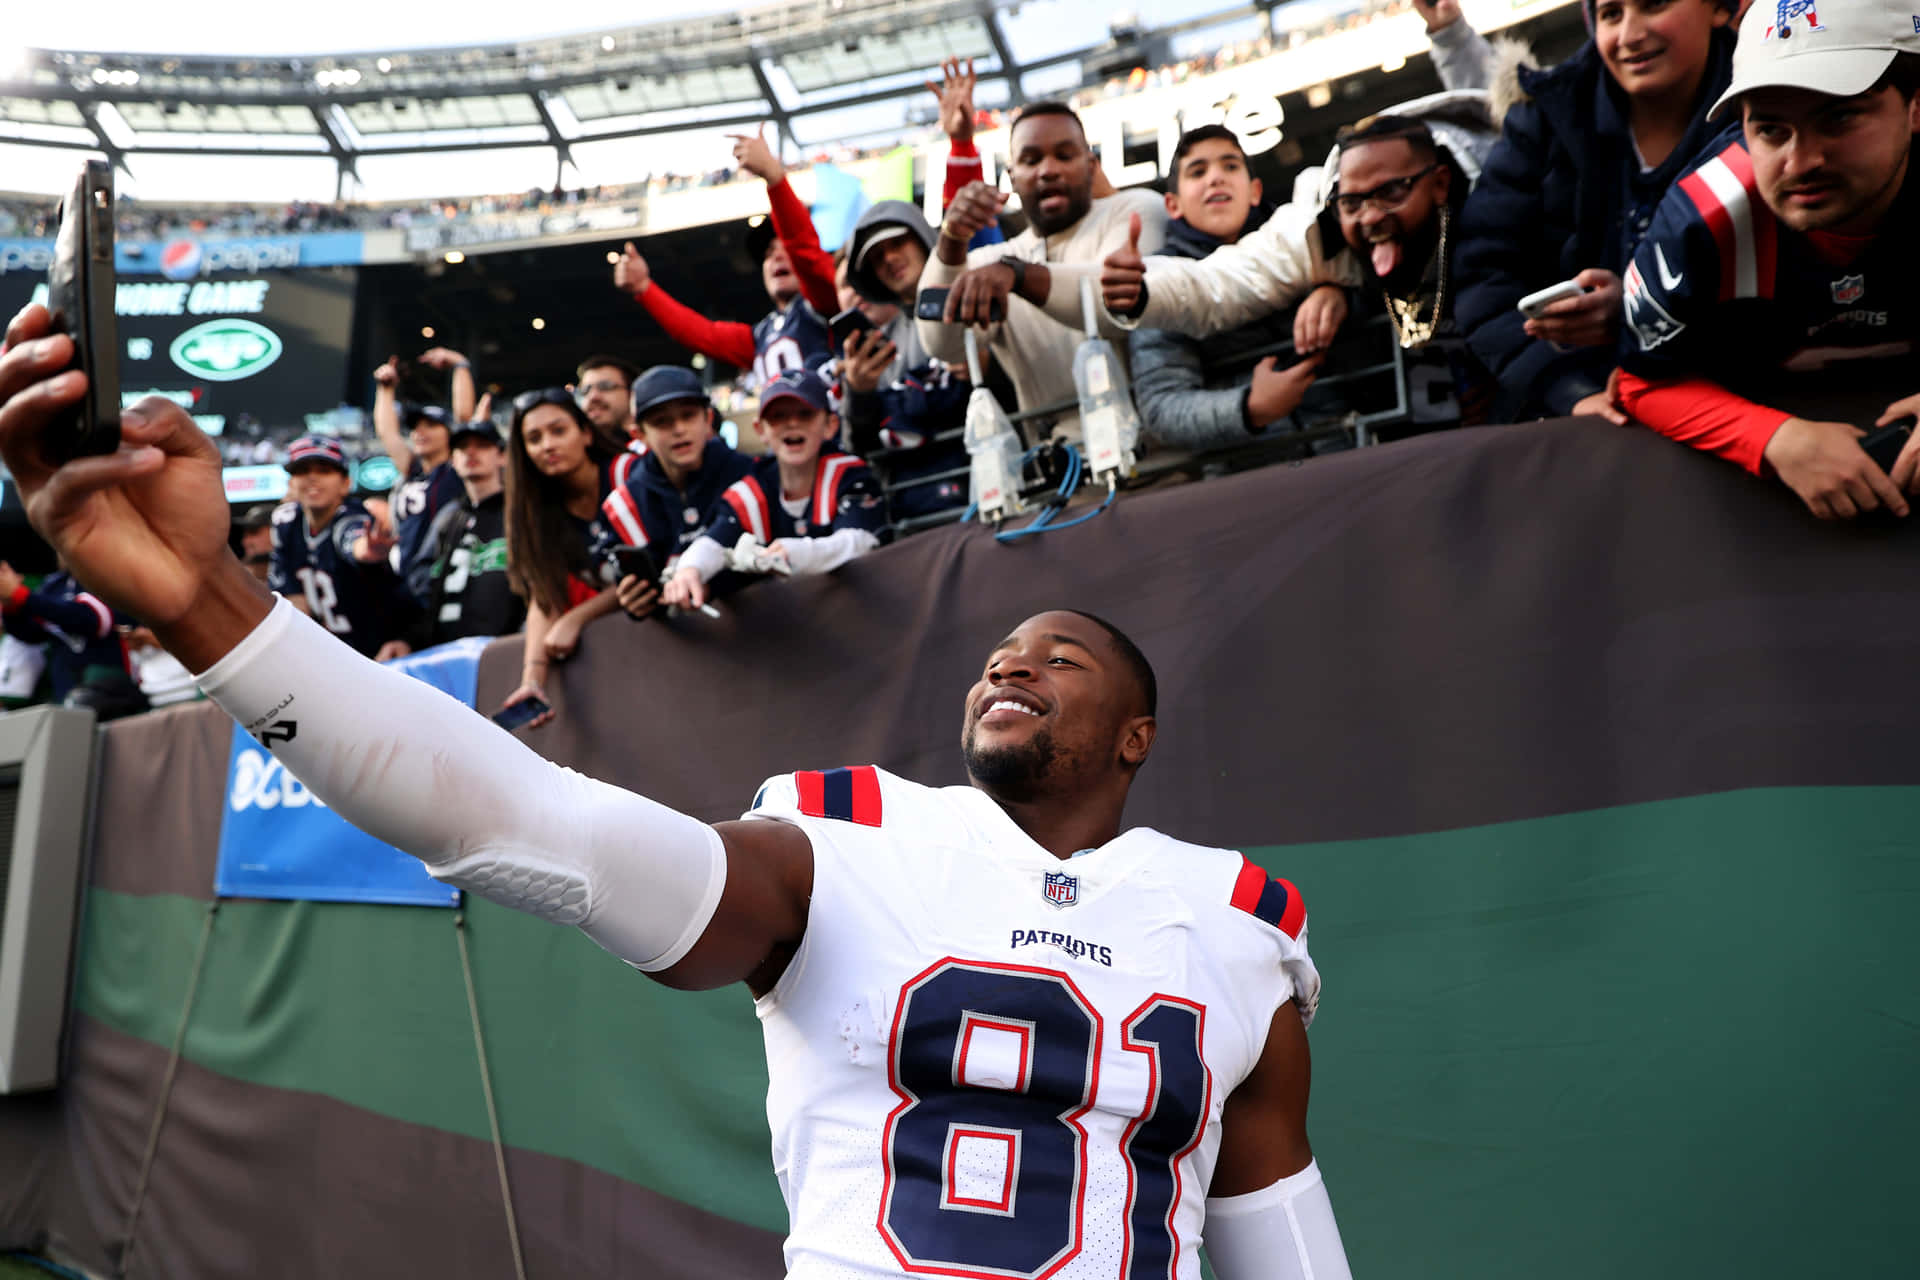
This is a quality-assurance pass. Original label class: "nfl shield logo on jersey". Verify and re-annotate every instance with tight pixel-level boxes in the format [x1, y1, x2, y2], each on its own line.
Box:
[1042, 871, 1078, 908]
[1831, 275, 1865, 305]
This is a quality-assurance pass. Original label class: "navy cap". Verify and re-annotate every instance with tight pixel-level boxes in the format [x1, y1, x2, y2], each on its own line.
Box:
[407, 404, 453, 429]
[285, 435, 349, 473]
[758, 367, 832, 414]
[631, 365, 711, 420]
[451, 419, 503, 448]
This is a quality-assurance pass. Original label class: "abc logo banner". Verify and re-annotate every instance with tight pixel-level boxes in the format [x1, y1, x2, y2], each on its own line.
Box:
[212, 637, 493, 907]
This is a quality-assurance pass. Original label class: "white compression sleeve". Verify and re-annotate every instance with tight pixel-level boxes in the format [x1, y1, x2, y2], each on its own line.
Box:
[195, 597, 727, 972]
[778, 527, 879, 577]
[1205, 1160, 1353, 1280]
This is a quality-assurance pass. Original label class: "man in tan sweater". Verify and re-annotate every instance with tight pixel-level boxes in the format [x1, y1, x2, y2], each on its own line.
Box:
[915, 101, 1167, 442]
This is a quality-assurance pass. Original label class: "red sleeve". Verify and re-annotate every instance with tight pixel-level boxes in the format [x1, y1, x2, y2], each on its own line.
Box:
[633, 282, 757, 370]
[1615, 371, 1791, 476]
[943, 137, 982, 212]
[2, 585, 26, 612]
[766, 177, 841, 322]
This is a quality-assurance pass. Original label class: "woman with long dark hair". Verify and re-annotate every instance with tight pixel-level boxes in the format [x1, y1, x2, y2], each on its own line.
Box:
[500, 388, 655, 726]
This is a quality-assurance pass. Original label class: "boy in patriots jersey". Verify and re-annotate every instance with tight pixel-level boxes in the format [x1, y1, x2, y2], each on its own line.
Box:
[613, 127, 835, 389]
[268, 436, 413, 660]
[1614, 0, 1920, 520]
[662, 368, 886, 612]
[600, 367, 754, 606]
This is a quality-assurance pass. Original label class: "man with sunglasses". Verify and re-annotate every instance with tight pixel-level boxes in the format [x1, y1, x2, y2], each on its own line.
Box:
[1103, 109, 1498, 439]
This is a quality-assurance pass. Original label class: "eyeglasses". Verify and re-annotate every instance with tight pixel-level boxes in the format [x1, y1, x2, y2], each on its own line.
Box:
[575, 379, 627, 397]
[1332, 165, 1438, 216]
[512, 387, 575, 414]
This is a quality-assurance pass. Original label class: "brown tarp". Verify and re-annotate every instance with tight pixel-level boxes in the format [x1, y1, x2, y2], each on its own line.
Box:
[3, 420, 1917, 1278]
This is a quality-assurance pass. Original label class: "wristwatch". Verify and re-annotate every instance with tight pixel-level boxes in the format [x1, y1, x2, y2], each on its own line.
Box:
[998, 255, 1029, 297]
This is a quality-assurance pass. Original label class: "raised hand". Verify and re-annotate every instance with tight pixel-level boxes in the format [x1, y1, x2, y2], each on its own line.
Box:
[926, 57, 977, 142]
[840, 327, 899, 393]
[416, 346, 469, 370]
[1412, 0, 1463, 32]
[0, 306, 253, 651]
[730, 124, 785, 185]
[373, 355, 401, 387]
[614, 241, 652, 296]
[1100, 212, 1147, 317]
[939, 181, 1008, 250]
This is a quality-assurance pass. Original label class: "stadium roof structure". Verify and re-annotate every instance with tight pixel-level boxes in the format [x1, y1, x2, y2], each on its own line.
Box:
[0, 0, 1298, 195]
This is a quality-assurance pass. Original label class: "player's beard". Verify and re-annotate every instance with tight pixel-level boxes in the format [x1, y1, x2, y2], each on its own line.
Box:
[962, 720, 1060, 803]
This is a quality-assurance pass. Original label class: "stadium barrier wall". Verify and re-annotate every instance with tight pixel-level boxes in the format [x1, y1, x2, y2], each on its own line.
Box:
[1, 418, 1915, 1278]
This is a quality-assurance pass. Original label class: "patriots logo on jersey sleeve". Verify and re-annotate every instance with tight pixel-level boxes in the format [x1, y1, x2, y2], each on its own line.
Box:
[1625, 261, 1687, 351]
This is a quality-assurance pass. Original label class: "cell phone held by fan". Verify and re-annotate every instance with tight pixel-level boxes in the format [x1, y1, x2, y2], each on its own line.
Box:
[491, 695, 551, 732]
[915, 287, 1004, 325]
[1861, 416, 1915, 474]
[44, 160, 121, 463]
[613, 544, 661, 587]
[829, 306, 876, 352]
[1516, 279, 1590, 320]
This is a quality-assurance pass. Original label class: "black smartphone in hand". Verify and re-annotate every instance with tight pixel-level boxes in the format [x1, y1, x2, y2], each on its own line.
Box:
[830, 306, 876, 352]
[1861, 417, 1915, 474]
[914, 286, 1004, 324]
[491, 695, 551, 732]
[614, 544, 661, 587]
[45, 160, 120, 462]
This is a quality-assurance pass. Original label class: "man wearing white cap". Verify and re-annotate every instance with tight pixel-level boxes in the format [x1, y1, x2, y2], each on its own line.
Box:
[1613, 0, 1920, 519]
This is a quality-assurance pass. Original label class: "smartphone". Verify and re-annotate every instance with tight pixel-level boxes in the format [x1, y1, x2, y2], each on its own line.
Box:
[1517, 279, 1590, 320]
[491, 695, 551, 731]
[613, 544, 660, 586]
[44, 160, 120, 462]
[915, 287, 1004, 324]
[830, 306, 876, 351]
[1861, 416, 1915, 474]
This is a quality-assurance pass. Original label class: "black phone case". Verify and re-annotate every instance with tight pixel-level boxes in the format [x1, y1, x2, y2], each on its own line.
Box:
[1861, 417, 1915, 473]
[45, 160, 120, 462]
[614, 545, 661, 586]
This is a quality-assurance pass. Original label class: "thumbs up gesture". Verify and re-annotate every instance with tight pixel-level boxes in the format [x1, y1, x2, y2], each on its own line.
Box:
[1101, 212, 1148, 318]
[614, 241, 651, 297]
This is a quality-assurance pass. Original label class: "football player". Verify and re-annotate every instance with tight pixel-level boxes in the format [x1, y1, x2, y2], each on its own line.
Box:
[267, 436, 410, 660]
[660, 368, 885, 613]
[1614, 0, 1920, 518]
[0, 305, 1353, 1280]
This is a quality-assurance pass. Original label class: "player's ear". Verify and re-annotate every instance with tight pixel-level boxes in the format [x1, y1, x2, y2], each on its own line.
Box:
[1119, 715, 1156, 771]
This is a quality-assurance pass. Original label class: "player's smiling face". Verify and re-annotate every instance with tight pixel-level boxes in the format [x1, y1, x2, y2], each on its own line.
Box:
[962, 611, 1153, 803]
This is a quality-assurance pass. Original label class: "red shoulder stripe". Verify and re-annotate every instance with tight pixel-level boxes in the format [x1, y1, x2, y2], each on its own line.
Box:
[792, 766, 882, 826]
[1230, 856, 1306, 940]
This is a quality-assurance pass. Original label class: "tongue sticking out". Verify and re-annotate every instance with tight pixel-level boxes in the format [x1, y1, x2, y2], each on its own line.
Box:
[1371, 239, 1402, 278]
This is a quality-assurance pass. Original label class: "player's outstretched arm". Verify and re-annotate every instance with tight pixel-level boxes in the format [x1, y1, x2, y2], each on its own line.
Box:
[0, 304, 816, 992]
[1204, 1002, 1353, 1280]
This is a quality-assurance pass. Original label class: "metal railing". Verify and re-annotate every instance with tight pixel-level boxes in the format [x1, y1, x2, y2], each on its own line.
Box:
[868, 310, 1414, 537]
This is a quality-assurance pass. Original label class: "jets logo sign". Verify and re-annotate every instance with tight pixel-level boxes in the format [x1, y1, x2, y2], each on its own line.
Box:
[170, 318, 284, 382]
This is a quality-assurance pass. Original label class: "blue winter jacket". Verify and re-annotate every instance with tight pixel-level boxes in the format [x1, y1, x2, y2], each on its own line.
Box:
[1453, 30, 1736, 421]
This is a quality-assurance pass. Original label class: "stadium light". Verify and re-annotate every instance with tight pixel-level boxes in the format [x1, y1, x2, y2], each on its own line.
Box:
[421, 326, 435, 338]
[444, 250, 465, 264]
[605, 251, 620, 264]
[376, 57, 393, 73]
[531, 317, 546, 330]
[600, 35, 617, 52]
[91, 67, 109, 84]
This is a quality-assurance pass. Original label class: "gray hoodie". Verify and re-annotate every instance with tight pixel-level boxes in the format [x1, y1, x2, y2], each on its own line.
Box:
[846, 199, 938, 374]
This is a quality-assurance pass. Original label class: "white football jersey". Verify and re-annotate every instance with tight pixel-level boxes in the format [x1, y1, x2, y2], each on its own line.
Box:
[744, 765, 1320, 1279]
